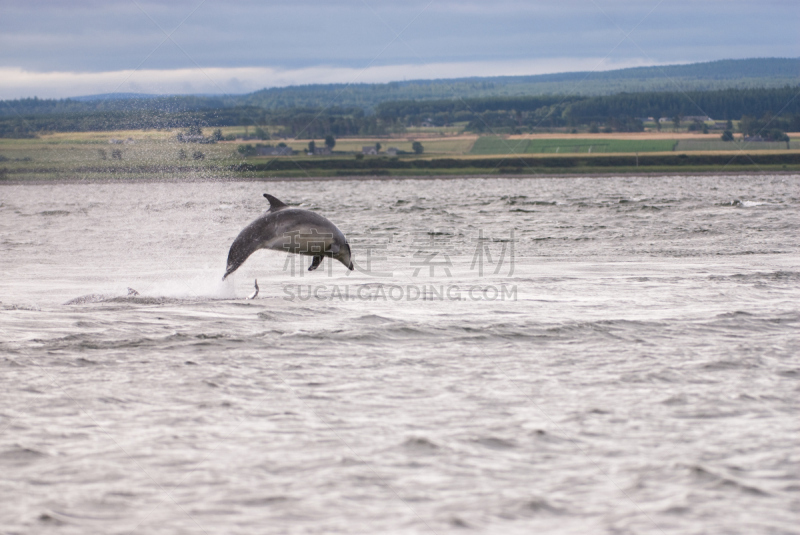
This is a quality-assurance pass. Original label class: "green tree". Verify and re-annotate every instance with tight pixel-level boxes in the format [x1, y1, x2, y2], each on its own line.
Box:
[766, 129, 789, 142]
[211, 129, 223, 141]
[325, 135, 336, 149]
[721, 130, 734, 142]
[739, 115, 756, 134]
[688, 120, 703, 131]
[237, 144, 256, 156]
[375, 142, 381, 152]
[412, 141, 424, 154]
[308, 140, 316, 153]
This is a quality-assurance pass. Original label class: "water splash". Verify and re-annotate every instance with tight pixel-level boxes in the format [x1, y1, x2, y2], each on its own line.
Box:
[140, 272, 237, 300]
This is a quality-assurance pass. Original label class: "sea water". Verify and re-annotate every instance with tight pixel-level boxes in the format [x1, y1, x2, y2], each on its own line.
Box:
[1, 175, 798, 534]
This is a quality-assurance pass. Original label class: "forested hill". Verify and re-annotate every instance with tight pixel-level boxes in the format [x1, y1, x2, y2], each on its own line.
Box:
[1, 58, 798, 137]
[563, 86, 800, 122]
[374, 86, 800, 123]
[0, 95, 231, 117]
[1, 57, 798, 116]
[369, 86, 800, 136]
[237, 57, 800, 110]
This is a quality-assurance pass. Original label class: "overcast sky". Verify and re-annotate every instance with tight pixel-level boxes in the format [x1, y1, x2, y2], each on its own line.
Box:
[1, 0, 798, 99]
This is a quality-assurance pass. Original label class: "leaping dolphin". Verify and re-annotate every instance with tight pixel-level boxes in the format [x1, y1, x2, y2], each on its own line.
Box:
[223, 194, 354, 280]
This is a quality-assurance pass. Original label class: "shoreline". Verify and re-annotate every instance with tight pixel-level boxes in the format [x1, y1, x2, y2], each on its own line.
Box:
[2, 169, 799, 186]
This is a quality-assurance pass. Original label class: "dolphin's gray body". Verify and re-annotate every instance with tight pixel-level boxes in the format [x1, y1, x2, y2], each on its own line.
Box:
[223, 194, 353, 280]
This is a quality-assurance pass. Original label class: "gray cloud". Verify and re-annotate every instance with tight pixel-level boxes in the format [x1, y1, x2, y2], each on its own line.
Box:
[0, 0, 797, 98]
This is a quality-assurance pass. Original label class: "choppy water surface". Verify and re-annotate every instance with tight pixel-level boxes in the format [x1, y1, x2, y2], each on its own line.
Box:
[1, 175, 799, 534]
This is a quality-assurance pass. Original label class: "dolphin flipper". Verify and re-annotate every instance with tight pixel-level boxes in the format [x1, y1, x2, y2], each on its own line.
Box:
[308, 255, 323, 271]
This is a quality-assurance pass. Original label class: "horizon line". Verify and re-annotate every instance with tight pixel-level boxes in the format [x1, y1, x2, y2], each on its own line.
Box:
[3, 56, 798, 101]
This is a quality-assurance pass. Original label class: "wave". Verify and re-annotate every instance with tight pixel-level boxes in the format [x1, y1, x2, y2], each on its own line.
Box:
[64, 294, 201, 306]
[687, 464, 770, 497]
[29, 331, 250, 356]
[707, 271, 800, 287]
[39, 210, 71, 216]
[717, 199, 771, 208]
[0, 445, 48, 465]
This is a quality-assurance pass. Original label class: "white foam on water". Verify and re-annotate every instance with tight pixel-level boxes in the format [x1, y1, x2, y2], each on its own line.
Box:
[140, 272, 237, 300]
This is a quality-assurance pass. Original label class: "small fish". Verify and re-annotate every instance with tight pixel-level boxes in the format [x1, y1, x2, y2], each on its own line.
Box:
[246, 279, 259, 300]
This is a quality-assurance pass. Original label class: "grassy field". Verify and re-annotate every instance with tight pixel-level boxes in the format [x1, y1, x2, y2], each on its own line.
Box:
[321, 136, 475, 155]
[469, 137, 531, 155]
[526, 138, 677, 153]
[2, 129, 800, 181]
[674, 139, 800, 151]
[471, 136, 678, 154]
[0, 131, 241, 169]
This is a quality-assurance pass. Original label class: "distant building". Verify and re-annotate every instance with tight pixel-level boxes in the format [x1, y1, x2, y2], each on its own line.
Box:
[743, 135, 767, 142]
[311, 147, 331, 156]
[386, 147, 398, 156]
[256, 146, 293, 156]
[362, 146, 378, 155]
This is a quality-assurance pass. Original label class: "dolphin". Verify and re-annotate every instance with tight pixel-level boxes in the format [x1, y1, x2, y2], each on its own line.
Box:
[223, 194, 354, 280]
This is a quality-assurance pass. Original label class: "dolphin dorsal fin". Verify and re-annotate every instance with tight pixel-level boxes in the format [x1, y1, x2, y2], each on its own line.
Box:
[263, 193, 288, 211]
